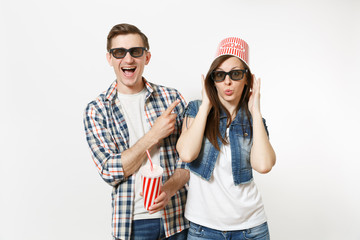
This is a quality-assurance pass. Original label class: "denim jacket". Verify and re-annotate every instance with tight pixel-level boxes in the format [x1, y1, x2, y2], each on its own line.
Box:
[184, 100, 269, 185]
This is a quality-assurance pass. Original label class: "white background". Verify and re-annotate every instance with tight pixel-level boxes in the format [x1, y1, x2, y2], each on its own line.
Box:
[1, 0, 359, 239]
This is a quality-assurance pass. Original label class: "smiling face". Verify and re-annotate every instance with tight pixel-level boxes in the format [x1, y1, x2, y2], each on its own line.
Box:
[106, 33, 151, 94]
[214, 56, 247, 112]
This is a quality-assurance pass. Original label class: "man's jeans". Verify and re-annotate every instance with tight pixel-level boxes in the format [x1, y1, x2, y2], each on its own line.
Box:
[129, 218, 188, 240]
[187, 222, 270, 240]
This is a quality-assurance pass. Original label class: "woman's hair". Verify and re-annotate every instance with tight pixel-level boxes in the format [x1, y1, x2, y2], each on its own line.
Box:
[106, 23, 150, 52]
[204, 55, 253, 150]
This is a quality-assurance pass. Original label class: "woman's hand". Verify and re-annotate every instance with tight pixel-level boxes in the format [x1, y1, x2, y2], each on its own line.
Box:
[201, 74, 212, 109]
[248, 74, 261, 116]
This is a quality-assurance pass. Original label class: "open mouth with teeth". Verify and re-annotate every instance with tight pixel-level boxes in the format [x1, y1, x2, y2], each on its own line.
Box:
[121, 67, 136, 76]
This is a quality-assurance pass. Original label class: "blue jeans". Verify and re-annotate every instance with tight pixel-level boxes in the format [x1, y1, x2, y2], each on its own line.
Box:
[129, 218, 188, 240]
[187, 222, 270, 240]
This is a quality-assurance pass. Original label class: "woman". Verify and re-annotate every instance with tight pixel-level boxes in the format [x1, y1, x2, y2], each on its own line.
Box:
[176, 37, 276, 240]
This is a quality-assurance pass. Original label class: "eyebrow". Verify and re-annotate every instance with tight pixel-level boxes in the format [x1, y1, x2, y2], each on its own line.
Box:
[215, 66, 243, 71]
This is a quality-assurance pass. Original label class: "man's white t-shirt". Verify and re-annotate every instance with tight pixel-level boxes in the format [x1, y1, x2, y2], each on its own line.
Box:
[117, 88, 161, 220]
[185, 128, 267, 230]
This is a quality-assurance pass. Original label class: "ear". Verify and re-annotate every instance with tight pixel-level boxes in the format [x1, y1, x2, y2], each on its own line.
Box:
[106, 52, 113, 66]
[145, 51, 151, 65]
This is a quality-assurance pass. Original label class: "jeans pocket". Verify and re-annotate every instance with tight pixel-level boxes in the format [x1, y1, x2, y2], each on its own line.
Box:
[244, 222, 270, 240]
[188, 222, 204, 237]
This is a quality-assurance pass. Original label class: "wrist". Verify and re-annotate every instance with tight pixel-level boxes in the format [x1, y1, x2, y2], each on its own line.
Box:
[144, 129, 160, 148]
[251, 110, 262, 120]
[161, 180, 176, 197]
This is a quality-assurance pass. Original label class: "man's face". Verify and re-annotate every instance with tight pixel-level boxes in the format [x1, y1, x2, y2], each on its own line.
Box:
[106, 34, 151, 94]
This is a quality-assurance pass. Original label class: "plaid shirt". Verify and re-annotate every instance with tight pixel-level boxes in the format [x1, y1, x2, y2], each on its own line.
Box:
[83, 79, 189, 240]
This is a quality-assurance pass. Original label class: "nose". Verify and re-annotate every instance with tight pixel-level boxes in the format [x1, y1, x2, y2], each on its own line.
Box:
[224, 75, 232, 85]
[122, 51, 134, 63]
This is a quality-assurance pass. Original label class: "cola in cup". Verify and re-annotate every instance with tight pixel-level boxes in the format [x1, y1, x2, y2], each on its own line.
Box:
[140, 164, 163, 211]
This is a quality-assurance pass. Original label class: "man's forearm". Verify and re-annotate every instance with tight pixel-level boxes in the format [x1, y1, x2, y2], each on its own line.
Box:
[122, 99, 182, 178]
[161, 168, 190, 197]
[122, 130, 159, 178]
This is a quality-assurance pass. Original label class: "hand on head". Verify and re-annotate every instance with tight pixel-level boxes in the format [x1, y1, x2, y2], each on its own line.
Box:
[248, 74, 261, 115]
[201, 74, 212, 109]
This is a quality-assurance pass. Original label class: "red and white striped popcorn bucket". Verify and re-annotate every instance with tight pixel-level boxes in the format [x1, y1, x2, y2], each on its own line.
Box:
[140, 165, 163, 211]
[215, 37, 250, 69]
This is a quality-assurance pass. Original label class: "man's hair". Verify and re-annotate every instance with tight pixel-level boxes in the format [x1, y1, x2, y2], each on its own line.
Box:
[106, 23, 150, 52]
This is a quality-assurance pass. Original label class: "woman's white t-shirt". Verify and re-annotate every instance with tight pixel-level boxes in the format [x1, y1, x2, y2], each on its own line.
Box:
[185, 128, 267, 230]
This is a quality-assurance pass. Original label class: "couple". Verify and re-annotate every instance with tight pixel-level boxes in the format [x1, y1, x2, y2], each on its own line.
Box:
[83, 23, 276, 240]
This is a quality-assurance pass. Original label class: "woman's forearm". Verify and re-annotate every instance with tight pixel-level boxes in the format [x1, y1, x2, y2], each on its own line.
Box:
[176, 104, 211, 163]
[250, 112, 276, 174]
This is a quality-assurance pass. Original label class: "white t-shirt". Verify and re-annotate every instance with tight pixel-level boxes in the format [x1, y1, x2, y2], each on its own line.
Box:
[117, 88, 161, 220]
[185, 128, 267, 230]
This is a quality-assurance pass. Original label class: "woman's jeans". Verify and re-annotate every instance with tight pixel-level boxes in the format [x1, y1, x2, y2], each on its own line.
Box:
[187, 222, 270, 240]
[129, 218, 188, 240]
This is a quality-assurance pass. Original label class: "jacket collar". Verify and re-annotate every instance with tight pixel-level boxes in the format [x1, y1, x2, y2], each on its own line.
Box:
[219, 107, 250, 124]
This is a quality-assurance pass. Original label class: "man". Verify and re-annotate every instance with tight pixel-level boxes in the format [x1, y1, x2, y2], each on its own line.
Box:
[84, 23, 189, 240]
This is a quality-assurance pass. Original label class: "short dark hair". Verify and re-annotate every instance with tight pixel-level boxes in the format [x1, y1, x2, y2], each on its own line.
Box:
[106, 23, 150, 52]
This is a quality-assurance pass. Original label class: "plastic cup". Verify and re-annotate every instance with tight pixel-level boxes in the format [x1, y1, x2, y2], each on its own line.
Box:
[140, 164, 163, 211]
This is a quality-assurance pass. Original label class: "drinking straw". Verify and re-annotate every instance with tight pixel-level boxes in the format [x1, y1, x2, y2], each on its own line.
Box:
[146, 150, 154, 171]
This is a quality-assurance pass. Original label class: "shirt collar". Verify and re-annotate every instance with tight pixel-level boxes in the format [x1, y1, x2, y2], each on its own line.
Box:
[105, 78, 154, 101]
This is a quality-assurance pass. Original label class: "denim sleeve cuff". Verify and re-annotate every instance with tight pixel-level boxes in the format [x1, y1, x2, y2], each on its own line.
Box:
[183, 100, 201, 119]
[262, 118, 269, 137]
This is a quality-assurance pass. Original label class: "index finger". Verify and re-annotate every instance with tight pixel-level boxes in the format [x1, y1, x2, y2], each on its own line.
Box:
[163, 99, 181, 115]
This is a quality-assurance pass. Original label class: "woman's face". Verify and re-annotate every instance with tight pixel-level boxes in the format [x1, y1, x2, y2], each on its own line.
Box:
[214, 56, 247, 111]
